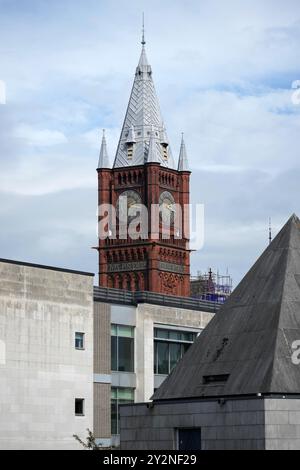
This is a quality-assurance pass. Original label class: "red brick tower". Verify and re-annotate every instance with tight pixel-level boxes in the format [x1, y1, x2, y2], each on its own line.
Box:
[97, 38, 191, 297]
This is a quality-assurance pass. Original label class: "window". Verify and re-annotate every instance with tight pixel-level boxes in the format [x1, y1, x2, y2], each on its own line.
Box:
[111, 324, 134, 372]
[75, 332, 85, 349]
[162, 147, 168, 160]
[203, 374, 229, 384]
[127, 145, 133, 160]
[75, 398, 85, 416]
[111, 387, 134, 435]
[154, 328, 198, 375]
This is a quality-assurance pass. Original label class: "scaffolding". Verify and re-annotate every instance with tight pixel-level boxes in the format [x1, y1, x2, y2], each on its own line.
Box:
[190, 268, 233, 304]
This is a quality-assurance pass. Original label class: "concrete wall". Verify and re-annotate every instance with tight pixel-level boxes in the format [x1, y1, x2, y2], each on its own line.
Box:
[265, 398, 300, 450]
[120, 397, 300, 450]
[94, 383, 111, 445]
[135, 303, 213, 402]
[120, 398, 265, 450]
[0, 260, 94, 450]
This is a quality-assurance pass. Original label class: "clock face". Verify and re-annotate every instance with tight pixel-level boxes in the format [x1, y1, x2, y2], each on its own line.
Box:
[117, 190, 142, 221]
[159, 191, 176, 224]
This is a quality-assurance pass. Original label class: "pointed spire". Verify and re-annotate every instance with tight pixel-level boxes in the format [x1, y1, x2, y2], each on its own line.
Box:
[147, 126, 160, 164]
[137, 44, 151, 72]
[113, 26, 175, 169]
[98, 129, 110, 169]
[177, 133, 189, 171]
[126, 124, 136, 144]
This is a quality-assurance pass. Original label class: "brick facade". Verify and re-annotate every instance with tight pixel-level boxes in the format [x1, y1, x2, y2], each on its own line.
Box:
[97, 163, 191, 296]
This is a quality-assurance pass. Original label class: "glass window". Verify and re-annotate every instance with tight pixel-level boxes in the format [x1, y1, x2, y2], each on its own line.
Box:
[118, 337, 134, 372]
[75, 332, 84, 349]
[111, 387, 134, 435]
[111, 335, 118, 371]
[117, 325, 134, 338]
[154, 327, 198, 375]
[157, 341, 169, 374]
[170, 342, 182, 372]
[183, 342, 191, 354]
[154, 328, 169, 339]
[182, 331, 196, 342]
[169, 330, 182, 341]
[75, 398, 84, 416]
[111, 324, 118, 336]
[154, 328, 197, 343]
[111, 324, 134, 372]
[111, 397, 118, 435]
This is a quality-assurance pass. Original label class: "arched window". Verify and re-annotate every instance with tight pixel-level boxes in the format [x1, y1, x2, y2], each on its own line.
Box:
[135, 274, 139, 291]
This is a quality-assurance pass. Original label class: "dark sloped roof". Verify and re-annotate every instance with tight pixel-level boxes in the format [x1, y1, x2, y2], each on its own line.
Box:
[153, 214, 300, 400]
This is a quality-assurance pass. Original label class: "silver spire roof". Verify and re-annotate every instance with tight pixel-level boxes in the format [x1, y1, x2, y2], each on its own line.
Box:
[113, 39, 175, 169]
[98, 129, 110, 169]
[177, 134, 189, 171]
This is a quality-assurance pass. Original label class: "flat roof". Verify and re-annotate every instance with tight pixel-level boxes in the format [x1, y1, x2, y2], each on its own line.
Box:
[0, 258, 94, 277]
[93, 286, 222, 313]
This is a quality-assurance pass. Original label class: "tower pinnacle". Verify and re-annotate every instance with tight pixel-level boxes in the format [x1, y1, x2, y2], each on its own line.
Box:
[177, 133, 189, 171]
[141, 13, 146, 46]
[98, 129, 110, 169]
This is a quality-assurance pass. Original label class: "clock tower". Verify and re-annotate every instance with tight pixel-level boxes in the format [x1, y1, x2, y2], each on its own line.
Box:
[97, 35, 191, 297]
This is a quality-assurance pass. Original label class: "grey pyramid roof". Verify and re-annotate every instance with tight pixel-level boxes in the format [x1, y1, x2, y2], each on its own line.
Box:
[98, 130, 110, 169]
[113, 44, 175, 169]
[153, 214, 300, 400]
[177, 134, 189, 171]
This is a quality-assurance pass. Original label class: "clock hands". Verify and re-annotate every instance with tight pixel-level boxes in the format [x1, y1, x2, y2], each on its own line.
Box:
[166, 203, 175, 212]
[163, 202, 175, 212]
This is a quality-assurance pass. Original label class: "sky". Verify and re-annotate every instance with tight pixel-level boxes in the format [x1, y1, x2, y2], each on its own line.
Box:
[0, 0, 300, 287]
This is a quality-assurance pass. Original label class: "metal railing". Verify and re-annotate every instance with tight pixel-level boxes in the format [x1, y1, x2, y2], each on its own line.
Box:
[93, 286, 134, 305]
[93, 286, 222, 313]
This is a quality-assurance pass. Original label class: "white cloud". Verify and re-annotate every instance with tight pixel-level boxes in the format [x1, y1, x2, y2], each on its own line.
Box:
[0, 154, 95, 196]
[169, 87, 300, 175]
[14, 124, 68, 146]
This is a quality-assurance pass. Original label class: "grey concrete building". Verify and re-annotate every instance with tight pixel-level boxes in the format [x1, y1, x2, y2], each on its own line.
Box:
[0, 257, 218, 449]
[120, 214, 300, 450]
[0, 259, 94, 450]
[93, 288, 218, 447]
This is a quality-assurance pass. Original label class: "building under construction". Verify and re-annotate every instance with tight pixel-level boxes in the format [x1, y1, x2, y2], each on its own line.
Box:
[190, 268, 233, 303]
